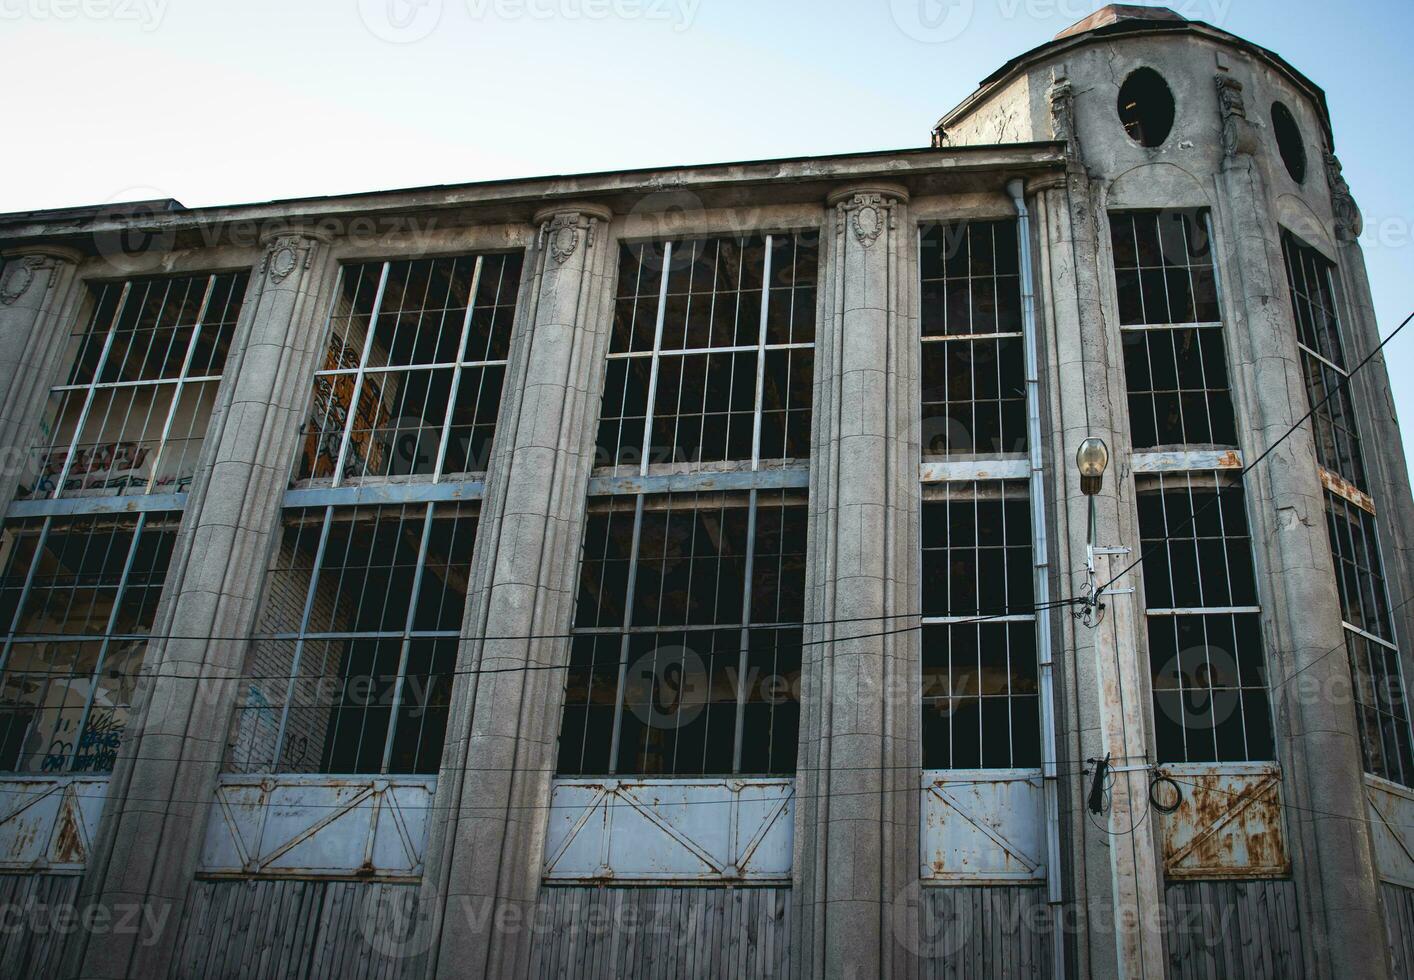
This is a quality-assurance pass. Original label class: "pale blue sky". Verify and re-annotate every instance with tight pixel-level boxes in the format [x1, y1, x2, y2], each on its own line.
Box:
[2, 0, 1410, 471]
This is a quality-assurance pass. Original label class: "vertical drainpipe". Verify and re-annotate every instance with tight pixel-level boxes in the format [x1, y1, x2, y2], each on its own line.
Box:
[1008, 177, 1066, 980]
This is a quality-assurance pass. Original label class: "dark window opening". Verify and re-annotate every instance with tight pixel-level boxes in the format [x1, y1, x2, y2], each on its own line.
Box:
[599, 234, 817, 469]
[920, 221, 1027, 456]
[23, 272, 248, 501]
[1326, 492, 1414, 785]
[230, 502, 479, 775]
[1117, 67, 1176, 148]
[0, 513, 178, 773]
[1271, 101, 1307, 183]
[1111, 211, 1236, 449]
[1281, 232, 1366, 488]
[921, 482, 1040, 770]
[557, 490, 806, 777]
[1139, 476, 1274, 763]
[297, 253, 521, 483]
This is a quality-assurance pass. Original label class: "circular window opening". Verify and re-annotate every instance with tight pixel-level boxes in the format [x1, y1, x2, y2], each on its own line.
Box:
[1271, 101, 1306, 182]
[1116, 67, 1176, 147]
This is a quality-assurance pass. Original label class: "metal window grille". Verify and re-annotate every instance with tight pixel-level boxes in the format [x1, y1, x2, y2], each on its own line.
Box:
[919, 221, 1026, 456]
[1325, 492, 1414, 785]
[1280, 232, 1367, 487]
[296, 253, 521, 483]
[557, 489, 806, 777]
[230, 501, 478, 775]
[596, 235, 816, 469]
[0, 512, 177, 772]
[1139, 474, 1275, 763]
[1109, 210, 1236, 449]
[22, 272, 248, 500]
[920, 481, 1039, 769]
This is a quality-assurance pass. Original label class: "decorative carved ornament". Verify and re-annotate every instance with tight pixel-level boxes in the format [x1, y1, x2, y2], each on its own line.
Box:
[1325, 152, 1363, 243]
[0, 253, 67, 306]
[1048, 73, 1080, 162]
[540, 212, 597, 264]
[1215, 72, 1248, 159]
[260, 235, 316, 284]
[837, 192, 897, 248]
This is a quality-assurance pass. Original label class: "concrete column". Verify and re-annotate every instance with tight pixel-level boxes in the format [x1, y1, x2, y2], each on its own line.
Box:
[423, 204, 614, 980]
[71, 232, 335, 979]
[0, 247, 84, 513]
[1212, 144, 1388, 978]
[793, 184, 920, 980]
[1033, 172, 1166, 980]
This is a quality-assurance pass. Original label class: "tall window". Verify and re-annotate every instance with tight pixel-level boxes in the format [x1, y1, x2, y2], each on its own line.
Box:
[919, 221, 1025, 456]
[297, 254, 519, 482]
[22, 272, 247, 499]
[1280, 232, 1413, 785]
[1281, 232, 1365, 487]
[558, 233, 815, 779]
[1109, 210, 1236, 449]
[1139, 475, 1274, 763]
[230, 254, 521, 775]
[1, 270, 246, 773]
[598, 235, 816, 469]
[920, 483, 1039, 769]
[557, 490, 805, 776]
[1327, 469, 1413, 784]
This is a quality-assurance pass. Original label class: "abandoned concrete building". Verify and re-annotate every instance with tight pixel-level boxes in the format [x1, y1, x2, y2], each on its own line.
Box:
[0, 5, 1410, 978]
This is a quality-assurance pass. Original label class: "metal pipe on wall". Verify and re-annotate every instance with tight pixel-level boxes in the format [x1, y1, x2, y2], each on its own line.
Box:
[1007, 177, 1066, 980]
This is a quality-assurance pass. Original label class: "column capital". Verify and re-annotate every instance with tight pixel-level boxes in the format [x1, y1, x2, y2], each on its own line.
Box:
[257, 231, 328, 285]
[532, 203, 613, 265]
[1027, 173, 1069, 194]
[0, 246, 82, 306]
[827, 184, 908, 250]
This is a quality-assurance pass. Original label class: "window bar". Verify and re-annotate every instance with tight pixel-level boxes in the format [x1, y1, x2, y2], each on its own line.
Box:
[65, 512, 147, 771]
[330, 262, 392, 489]
[0, 519, 55, 677]
[49, 282, 132, 499]
[269, 504, 336, 771]
[380, 503, 436, 773]
[142, 275, 217, 495]
[606, 494, 647, 775]
[431, 258, 484, 482]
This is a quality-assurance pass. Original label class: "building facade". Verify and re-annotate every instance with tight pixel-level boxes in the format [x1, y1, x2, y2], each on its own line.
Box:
[0, 7, 1411, 978]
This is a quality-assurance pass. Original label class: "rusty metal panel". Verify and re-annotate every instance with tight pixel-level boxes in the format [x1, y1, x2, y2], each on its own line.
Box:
[1365, 774, 1414, 888]
[1160, 762, 1289, 878]
[542, 778, 794, 882]
[1131, 449, 1244, 473]
[199, 774, 434, 879]
[0, 775, 108, 872]
[918, 458, 1030, 484]
[920, 769, 1046, 883]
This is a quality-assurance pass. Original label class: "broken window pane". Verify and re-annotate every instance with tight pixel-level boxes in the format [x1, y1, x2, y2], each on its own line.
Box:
[920, 221, 1027, 456]
[1281, 232, 1366, 488]
[22, 272, 247, 500]
[597, 235, 816, 469]
[1138, 475, 1274, 762]
[1326, 492, 1414, 784]
[557, 490, 806, 777]
[0, 513, 177, 772]
[296, 253, 521, 482]
[1110, 210, 1236, 449]
[920, 481, 1039, 769]
[228, 502, 478, 774]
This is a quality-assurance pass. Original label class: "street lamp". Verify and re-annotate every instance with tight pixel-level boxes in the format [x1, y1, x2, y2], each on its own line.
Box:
[1075, 437, 1109, 496]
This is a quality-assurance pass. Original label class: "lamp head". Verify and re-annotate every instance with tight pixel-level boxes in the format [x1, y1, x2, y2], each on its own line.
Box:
[1076, 437, 1109, 496]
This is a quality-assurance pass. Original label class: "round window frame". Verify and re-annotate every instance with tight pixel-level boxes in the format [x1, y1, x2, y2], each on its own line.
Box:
[1116, 67, 1177, 149]
[1270, 100, 1307, 183]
